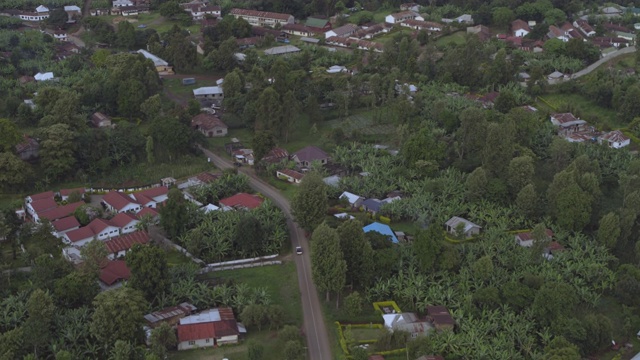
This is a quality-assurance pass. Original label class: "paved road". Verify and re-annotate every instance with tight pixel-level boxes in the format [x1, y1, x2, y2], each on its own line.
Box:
[200, 147, 331, 360]
[548, 46, 636, 85]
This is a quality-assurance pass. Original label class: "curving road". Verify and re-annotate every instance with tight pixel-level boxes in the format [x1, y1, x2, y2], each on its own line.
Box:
[199, 147, 331, 360]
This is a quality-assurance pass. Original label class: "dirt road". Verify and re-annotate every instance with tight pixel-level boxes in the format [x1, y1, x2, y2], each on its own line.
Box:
[200, 147, 332, 360]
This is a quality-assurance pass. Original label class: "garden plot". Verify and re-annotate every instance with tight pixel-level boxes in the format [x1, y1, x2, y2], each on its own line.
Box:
[328, 114, 395, 136]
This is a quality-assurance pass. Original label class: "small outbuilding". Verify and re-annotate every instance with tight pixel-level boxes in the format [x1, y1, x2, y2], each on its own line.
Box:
[445, 216, 481, 238]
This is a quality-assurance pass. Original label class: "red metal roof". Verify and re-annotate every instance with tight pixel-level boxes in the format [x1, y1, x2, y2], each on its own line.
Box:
[229, 8, 292, 21]
[135, 186, 169, 201]
[65, 226, 96, 243]
[136, 207, 159, 219]
[99, 260, 131, 285]
[213, 319, 240, 337]
[104, 231, 149, 254]
[110, 212, 138, 228]
[279, 169, 305, 180]
[178, 323, 215, 342]
[31, 198, 57, 212]
[28, 191, 53, 201]
[195, 172, 220, 184]
[38, 201, 84, 221]
[546, 241, 565, 252]
[87, 218, 115, 235]
[52, 216, 80, 232]
[103, 191, 137, 211]
[219, 193, 264, 210]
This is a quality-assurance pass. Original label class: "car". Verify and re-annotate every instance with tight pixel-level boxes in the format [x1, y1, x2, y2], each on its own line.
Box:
[295, 246, 303, 255]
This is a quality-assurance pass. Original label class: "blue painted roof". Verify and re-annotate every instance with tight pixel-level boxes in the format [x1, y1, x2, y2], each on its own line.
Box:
[363, 222, 398, 243]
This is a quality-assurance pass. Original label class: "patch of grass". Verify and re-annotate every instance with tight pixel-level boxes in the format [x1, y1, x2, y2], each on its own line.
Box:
[436, 31, 466, 47]
[350, 327, 382, 341]
[165, 249, 193, 267]
[202, 262, 303, 325]
[163, 78, 216, 98]
[264, 177, 299, 201]
[538, 93, 622, 130]
[391, 221, 421, 236]
[131, 13, 200, 34]
[327, 113, 395, 136]
[94, 155, 213, 187]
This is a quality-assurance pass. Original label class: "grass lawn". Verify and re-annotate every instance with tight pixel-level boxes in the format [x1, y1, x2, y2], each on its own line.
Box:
[131, 13, 200, 34]
[537, 93, 622, 130]
[163, 78, 216, 98]
[436, 31, 466, 47]
[391, 221, 421, 236]
[93, 155, 212, 187]
[265, 177, 299, 201]
[165, 249, 193, 267]
[200, 262, 303, 325]
[349, 327, 381, 341]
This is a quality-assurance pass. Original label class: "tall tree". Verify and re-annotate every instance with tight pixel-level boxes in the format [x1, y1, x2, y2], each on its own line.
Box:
[292, 172, 328, 232]
[254, 87, 283, 133]
[311, 223, 347, 307]
[466, 166, 488, 203]
[91, 287, 148, 349]
[507, 155, 535, 196]
[597, 212, 620, 249]
[126, 244, 170, 302]
[482, 121, 515, 177]
[0, 152, 32, 190]
[336, 220, 374, 288]
[413, 225, 444, 273]
[160, 188, 190, 238]
[23, 289, 55, 357]
[116, 21, 136, 49]
[39, 124, 76, 180]
[252, 131, 276, 166]
[0, 119, 21, 152]
[150, 322, 177, 358]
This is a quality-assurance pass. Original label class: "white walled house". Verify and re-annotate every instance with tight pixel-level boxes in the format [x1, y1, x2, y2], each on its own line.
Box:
[229, 8, 294, 27]
[110, 213, 140, 234]
[599, 130, 630, 148]
[385, 11, 423, 24]
[102, 191, 142, 213]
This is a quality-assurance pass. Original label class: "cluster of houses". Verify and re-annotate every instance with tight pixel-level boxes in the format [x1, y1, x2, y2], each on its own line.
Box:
[23, 186, 165, 289]
[480, 16, 636, 61]
[549, 112, 630, 148]
[144, 303, 245, 351]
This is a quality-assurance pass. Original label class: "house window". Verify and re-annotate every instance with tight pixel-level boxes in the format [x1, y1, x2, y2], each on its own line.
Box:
[411, 333, 418, 338]
[205, 339, 211, 343]
[188, 341, 195, 345]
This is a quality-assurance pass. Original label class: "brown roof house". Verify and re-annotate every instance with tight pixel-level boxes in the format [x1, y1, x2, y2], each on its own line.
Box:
[292, 146, 329, 168]
[91, 112, 112, 128]
[15, 135, 39, 160]
[426, 306, 455, 331]
[191, 113, 228, 137]
[511, 19, 531, 37]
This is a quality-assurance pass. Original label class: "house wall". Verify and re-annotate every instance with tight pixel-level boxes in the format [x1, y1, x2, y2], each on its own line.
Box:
[516, 238, 534, 247]
[178, 338, 215, 351]
[72, 237, 95, 247]
[514, 29, 528, 37]
[121, 222, 139, 234]
[466, 226, 481, 237]
[55, 226, 79, 238]
[217, 335, 239, 345]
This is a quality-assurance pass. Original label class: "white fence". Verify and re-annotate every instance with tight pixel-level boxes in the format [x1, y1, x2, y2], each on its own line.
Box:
[198, 260, 282, 273]
[197, 254, 281, 274]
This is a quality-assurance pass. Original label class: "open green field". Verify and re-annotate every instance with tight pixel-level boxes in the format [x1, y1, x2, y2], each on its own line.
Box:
[163, 78, 218, 97]
[200, 262, 302, 325]
[436, 31, 466, 47]
[327, 113, 395, 136]
[133, 13, 200, 34]
[349, 327, 381, 342]
[537, 93, 622, 130]
[93, 155, 212, 187]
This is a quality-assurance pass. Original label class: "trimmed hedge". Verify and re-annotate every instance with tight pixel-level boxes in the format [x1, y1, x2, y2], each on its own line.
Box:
[372, 301, 401, 314]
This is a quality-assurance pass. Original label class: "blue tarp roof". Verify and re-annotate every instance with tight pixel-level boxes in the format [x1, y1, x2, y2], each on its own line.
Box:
[363, 222, 398, 243]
